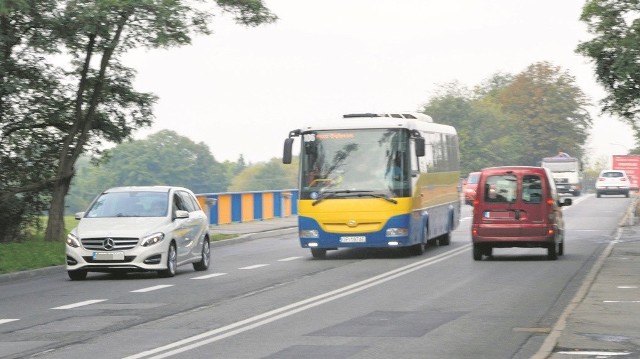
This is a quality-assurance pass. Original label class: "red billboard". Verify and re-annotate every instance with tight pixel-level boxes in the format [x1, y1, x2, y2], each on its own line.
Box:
[612, 155, 640, 190]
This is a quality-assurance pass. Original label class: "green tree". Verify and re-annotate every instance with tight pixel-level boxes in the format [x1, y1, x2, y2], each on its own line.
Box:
[577, 0, 640, 148]
[67, 130, 229, 213]
[229, 157, 298, 191]
[0, 1, 276, 241]
[493, 62, 592, 165]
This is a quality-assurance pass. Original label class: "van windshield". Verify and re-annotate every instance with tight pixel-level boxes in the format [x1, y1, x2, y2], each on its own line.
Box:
[483, 174, 543, 204]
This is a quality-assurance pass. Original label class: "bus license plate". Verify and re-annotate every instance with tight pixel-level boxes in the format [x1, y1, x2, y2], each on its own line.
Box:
[93, 252, 125, 261]
[340, 236, 366, 243]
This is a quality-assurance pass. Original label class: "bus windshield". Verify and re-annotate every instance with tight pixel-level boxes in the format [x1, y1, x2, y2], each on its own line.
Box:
[300, 128, 411, 199]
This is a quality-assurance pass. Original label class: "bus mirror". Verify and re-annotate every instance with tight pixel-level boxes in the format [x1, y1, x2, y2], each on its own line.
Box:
[283, 138, 294, 164]
[414, 137, 425, 157]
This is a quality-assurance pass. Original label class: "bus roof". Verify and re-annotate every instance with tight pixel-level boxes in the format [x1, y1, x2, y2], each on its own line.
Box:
[296, 112, 457, 135]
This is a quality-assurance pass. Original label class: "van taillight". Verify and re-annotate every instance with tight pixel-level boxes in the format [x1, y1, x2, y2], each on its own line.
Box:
[473, 199, 480, 207]
[546, 198, 554, 206]
[548, 228, 555, 235]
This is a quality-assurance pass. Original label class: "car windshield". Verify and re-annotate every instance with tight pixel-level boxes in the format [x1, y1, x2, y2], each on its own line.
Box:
[85, 191, 169, 218]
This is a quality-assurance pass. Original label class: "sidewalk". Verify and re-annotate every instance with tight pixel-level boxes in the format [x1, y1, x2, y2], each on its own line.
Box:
[209, 216, 298, 247]
[536, 198, 640, 358]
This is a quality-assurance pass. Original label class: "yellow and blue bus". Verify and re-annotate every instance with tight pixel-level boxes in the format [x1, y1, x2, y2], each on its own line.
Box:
[282, 112, 461, 258]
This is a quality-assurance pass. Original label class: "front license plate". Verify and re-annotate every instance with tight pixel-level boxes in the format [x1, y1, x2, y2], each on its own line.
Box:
[340, 236, 366, 243]
[93, 251, 125, 261]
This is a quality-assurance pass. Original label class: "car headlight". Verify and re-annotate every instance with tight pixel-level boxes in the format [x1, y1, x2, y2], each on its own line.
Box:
[66, 233, 80, 248]
[141, 232, 165, 247]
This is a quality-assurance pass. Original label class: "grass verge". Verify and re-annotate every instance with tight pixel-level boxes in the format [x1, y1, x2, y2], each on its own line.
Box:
[0, 216, 237, 275]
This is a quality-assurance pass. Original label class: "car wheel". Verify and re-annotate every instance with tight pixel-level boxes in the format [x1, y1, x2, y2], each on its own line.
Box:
[547, 242, 558, 260]
[310, 248, 327, 259]
[625, 191, 630, 198]
[193, 238, 210, 271]
[473, 244, 483, 261]
[158, 243, 177, 277]
[596, 192, 601, 198]
[68, 269, 87, 281]
[438, 232, 451, 246]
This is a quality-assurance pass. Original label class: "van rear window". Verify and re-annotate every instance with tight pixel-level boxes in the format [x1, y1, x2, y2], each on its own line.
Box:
[483, 174, 543, 204]
[484, 175, 516, 203]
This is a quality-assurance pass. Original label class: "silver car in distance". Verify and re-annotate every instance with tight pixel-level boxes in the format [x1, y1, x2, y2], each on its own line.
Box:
[66, 186, 210, 280]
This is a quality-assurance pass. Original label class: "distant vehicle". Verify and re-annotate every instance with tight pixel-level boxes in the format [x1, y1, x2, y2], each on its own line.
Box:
[540, 152, 583, 196]
[463, 172, 481, 205]
[66, 186, 210, 280]
[282, 112, 461, 258]
[471, 166, 572, 261]
[595, 169, 630, 198]
[612, 155, 640, 191]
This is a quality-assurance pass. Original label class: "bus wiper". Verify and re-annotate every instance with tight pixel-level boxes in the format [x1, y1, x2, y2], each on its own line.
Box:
[312, 190, 397, 205]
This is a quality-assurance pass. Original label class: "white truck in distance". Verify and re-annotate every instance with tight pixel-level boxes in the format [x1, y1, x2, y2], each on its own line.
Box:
[540, 153, 582, 196]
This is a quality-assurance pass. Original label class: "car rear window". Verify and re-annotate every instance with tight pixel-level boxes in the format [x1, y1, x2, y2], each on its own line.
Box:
[602, 171, 624, 178]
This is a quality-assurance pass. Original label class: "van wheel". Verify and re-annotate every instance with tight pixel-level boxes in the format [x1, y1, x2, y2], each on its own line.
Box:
[558, 241, 564, 256]
[547, 243, 558, 260]
[311, 248, 327, 259]
[473, 244, 483, 261]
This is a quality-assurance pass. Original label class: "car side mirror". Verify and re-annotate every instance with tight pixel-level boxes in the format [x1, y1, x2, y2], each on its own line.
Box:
[559, 198, 572, 207]
[174, 210, 189, 219]
[75, 212, 85, 220]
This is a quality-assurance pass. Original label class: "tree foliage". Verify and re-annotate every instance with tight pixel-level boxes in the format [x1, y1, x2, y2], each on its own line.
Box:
[229, 157, 298, 192]
[0, 0, 276, 241]
[423, 62, 592, 175]
[66, 130, 229, 213]
[576, 0, 640, 146]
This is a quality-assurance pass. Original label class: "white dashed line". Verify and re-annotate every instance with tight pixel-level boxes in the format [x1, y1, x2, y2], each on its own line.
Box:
[618, 286, 638, 289]
[278, 257, 302, 262]
[191, 273, 228, 279]
[0, 319, 19, 325]
[51, 299, 107, 310]
[131, 285, 174, 293]
[239, 264, 269, 270]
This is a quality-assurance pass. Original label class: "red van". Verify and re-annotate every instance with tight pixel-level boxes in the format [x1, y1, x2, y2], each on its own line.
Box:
[471, 166, 572, 260]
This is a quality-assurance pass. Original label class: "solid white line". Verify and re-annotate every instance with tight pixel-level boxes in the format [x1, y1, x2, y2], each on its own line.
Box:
[278, 256, 302, 262]
[131, 285, 174, 293]
[0, 319, 19, 325]
[124, 244, 471, 359]
[51, 299, 107, 310]
[239, 264, 269, 270]
[603, 300, 640, 303]
[191, 273, 228, 279]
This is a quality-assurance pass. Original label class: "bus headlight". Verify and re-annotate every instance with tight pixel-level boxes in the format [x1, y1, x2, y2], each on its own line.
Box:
[300, 229, 319, 238]
[386, 228, 409, 237]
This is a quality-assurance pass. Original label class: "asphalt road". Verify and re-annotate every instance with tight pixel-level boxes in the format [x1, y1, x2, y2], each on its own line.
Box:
[0, 194, 630, 359]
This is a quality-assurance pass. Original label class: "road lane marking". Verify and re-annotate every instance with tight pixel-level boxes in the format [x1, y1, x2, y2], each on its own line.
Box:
[191, 273, 228, 279]
[124, 244, 471, 359]
[604, 300, 640, 303]
[618, 286, 638, 289]
[239, 264, 269, 270]
[0, 319, 19, 325]
[51, 299, 107, 310]
[131, 285, 174, 293]
[278, 256, 302, 262]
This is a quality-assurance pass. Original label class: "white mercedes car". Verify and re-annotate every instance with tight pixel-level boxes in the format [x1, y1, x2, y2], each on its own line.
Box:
[66, 186, 210, 280]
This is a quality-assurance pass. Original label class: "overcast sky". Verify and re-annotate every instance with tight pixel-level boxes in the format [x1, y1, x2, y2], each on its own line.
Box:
[124, 0, 634, 166]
